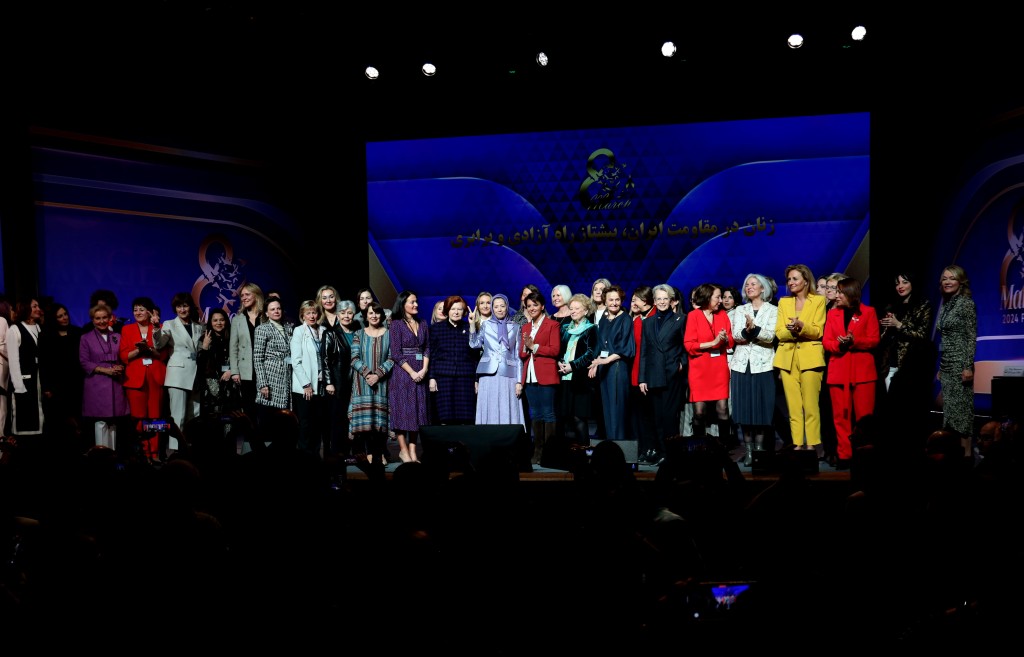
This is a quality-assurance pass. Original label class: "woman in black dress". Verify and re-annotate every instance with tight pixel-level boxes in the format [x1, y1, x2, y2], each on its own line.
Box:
[39, 302, 84, 448]
[198, 308, 236, 416]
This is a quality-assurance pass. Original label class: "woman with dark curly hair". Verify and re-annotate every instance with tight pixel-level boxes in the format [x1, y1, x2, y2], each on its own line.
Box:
[39, 302, 84, 443]
[198, 307, 235, 416]
[7, 298, 46, 437]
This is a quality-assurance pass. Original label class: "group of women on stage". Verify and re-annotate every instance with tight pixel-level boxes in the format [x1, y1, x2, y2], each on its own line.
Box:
[0, 262, 977, 472]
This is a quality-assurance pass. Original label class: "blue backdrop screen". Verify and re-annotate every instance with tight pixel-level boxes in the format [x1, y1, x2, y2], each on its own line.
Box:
[366, 112, 871, 312]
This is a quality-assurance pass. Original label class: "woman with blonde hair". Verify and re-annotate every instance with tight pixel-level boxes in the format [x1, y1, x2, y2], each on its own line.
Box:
[469, 291, 493, 334]
[550, 284, 573, 327]
[557, 293, 598, 446]
[229, 282, 265, 429]
[291, 299, 329, 456]
[316, 285, 356, 463]
[936, 264, 976, 448]
[773, 264, 827, 451]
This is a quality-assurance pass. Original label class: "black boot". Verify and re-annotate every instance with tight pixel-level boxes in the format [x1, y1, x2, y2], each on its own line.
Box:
[716, 419, 734, 450]
[541, 421, 557, 468]
[531, 420, 545, 465]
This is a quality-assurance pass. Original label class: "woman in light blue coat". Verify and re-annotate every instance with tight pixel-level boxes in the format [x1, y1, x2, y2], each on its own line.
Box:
[469, 293, 524, 427]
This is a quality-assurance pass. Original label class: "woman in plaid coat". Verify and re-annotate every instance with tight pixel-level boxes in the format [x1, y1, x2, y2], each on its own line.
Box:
[254, 296, 294, 428]
[428, 296, 479, 425]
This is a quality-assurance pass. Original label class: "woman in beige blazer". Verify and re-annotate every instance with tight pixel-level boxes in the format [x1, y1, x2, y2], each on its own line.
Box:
[229, 282, 265, 427]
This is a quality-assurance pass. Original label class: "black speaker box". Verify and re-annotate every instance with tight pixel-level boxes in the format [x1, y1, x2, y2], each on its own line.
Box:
[588, 438, 639, 463]
[419, 425, 532, 473]
[991, 376, 1024, 420]
[751, 449, 818, 475]
[750, 449, 776, 473]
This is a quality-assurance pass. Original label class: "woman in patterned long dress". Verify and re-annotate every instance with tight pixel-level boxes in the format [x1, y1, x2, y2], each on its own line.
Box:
[349, 302, 394, 465]
[469, 293, 524, 427]
[936, 265, 976, 448]
[388, 290, 431, 463]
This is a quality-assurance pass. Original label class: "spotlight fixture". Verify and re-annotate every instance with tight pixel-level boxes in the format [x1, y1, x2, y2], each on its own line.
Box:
[365, 66, 379, 80]
[787, 33, 804, 49]
[851, 25, 866, 41]
[422, 63, 436, 76]
[661, 41, 677, 58]
[536, 51, 549, 67]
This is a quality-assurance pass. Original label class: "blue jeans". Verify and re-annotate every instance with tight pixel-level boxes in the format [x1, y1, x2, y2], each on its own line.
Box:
[524, 383, 556, 422]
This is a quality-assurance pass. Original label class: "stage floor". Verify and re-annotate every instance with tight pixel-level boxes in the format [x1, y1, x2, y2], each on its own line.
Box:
[338, 438, 852, 482]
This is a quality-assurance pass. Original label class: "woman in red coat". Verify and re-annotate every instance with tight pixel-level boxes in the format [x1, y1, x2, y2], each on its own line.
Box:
[519, 291, 561, 465]
[822, 277, 879, 469]
[684, 283, 735, 442]
[119, 296, 169, 462]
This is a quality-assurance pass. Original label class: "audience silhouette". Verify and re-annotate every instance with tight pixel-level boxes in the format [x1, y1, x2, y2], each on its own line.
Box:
[1, 409, 1019, 649]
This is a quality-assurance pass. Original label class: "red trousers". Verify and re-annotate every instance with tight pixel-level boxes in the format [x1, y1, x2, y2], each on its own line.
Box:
[828, 381, 876, 460]
[126, 378, 166, 459]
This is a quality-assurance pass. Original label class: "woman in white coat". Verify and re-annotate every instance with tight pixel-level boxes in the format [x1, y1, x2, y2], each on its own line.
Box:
[730, 273, 779, 466]
[0, 297, 12, 436]
[161, 292, 205, 438]
[291, 299, 330, 457]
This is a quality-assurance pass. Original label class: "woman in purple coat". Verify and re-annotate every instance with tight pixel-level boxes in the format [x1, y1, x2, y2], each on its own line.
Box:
[79, 304, 131, 453]
[389, 290, 431, 462]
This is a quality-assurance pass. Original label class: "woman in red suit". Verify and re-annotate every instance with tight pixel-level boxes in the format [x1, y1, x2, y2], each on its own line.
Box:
[823, 277, 879, 469]
[119, 296, 169, 462]
[684, 283, 735, 442]
[519, 291, 561, 466]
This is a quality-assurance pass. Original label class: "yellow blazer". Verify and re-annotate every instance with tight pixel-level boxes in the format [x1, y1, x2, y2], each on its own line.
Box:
[772, 294, 826, 371]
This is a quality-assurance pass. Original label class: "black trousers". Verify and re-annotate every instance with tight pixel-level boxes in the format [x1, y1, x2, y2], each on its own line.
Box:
[648, 373, 684, 457]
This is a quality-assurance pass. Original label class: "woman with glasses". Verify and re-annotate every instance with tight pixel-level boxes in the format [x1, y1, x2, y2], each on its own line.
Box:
[817, 273, 847, 465]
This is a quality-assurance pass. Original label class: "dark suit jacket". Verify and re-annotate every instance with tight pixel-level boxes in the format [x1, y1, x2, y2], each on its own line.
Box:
[639, 309, 687, 388]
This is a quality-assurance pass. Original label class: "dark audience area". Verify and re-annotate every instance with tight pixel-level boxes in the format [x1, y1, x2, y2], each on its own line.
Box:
[1, 412, 1019, 650]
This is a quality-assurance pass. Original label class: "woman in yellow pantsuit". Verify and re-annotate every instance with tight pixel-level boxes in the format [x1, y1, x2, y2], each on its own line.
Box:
[773, 264, 827, 450]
